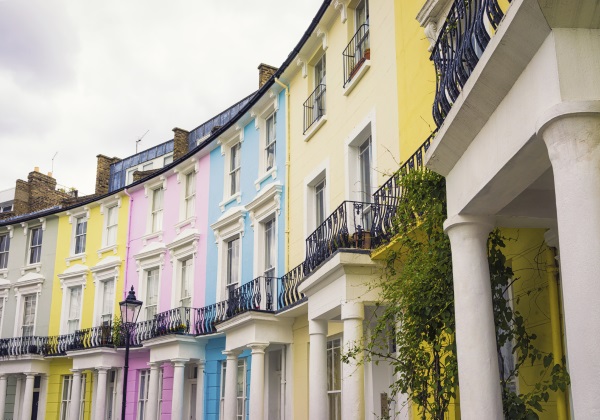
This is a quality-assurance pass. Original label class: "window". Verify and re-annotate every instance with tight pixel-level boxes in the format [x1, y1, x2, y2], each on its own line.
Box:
[185, 172, 196, 219]
[143, 162, 154, 171]
[105, 205, 119, 247]
[358, 137, 372, 202]
[106, 370, 117, 420]
[265, 113, 276, 172]
[0, 297, 4, 335]
[315, 54, 326, 87]
[164, 155, 173, 166]
[67, 286, 82, 333]
[356, 0, 369, 28]
[22, 293, 37, 336]
[158, 367, 164, 418]
[226, 237, 240, 294]
[100, 279, 115, 326]
[144, 268, 159, 319]
[29, 226, 43, 265]
[0, 233, 9, 269]
[230, 143, 241, 196]
[180, 258, 192, 307]
[137, 369, 150, 420]
[219, 359, 247, 420]
[151, 187, 164, 233]
[74, 216, 87, 255]
[315, 179, 327, 227]
[263, 219, 276, 278]
[59, 374, 86, 420]
[327, 338, 342, 420]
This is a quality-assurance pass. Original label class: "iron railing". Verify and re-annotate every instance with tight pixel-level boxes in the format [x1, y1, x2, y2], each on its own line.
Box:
[305, 201, 381, 273]
[372, 135, 433, 243]
[195, 301, 227, 335]
[154, 307, 191, 336]
[0, 336, 48, 357]
[303, 84, 326, 134]
[343, 24, 370, 87]
[74, 324, 114, 350]
[431, 0, 511, 126]
[226, 276, 276, 317]
[278, 263, 306, 310]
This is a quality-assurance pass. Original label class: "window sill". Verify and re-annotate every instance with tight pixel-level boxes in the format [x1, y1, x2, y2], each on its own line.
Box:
[65, 253, 86, 266]
[175, 217, 197, 233]
[97, 244, 118, 258]
[0, 268, 7, 279]
[304, 115, 327, 142]
[142, 231, 164, 245]
[219, 192, 242, 212]
[21, 262, 42, 274]
[254, 167, 278, 191]
[343, 59, 370, 96]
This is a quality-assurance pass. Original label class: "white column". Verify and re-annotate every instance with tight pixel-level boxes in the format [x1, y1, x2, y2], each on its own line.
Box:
[0, 374, 7, 419]
[115, 368, 124, 420]
[146, 362, 161, 420]
[37, 374, 49, 420]
[195, 361, 205, 420]
[309, 319, 328, 420]
[539, 105, 600, 417]
[94, 368, 109, 420]
[248, 343, 269, 420]
[171, 358, 188, 420]
[444, 215, 502, 419]
[21, 373, 36, 420]
[69, 369, 83, 420]
[341, 302, 365, 420]
[13, 375, 22, 420]
[222, 350, 241, 420]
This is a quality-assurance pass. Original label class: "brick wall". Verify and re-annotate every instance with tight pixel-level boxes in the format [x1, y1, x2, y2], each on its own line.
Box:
[96, 154, 121, 195]
[258, 63, 278, 88]
[172, 127, 190, 161]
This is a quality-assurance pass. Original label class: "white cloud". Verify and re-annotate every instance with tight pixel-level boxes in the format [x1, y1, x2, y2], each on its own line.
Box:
[0, 0, 323, 194]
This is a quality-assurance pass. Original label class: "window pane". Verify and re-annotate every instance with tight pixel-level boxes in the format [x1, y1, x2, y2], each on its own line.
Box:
[315, 180, 326, 226]
[0, 234, 9, 269]
[359, 138, 372, 202]
[22, 294, 37, 335]
[227, 238, 240, 286]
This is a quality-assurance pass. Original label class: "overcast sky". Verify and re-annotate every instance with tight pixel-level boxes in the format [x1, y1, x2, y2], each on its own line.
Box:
[0, 0, 323, 194]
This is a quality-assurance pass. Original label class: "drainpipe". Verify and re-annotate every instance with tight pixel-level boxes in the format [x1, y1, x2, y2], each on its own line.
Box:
[545, 246, 568, 420]
[274, 77, 291, 272]
[123, 188, 134, 300]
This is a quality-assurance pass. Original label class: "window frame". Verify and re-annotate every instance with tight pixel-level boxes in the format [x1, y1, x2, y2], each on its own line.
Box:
[327, 337, 342, 420]
[144, 267, 160, 320]
[265, 112, 277, 173]
[21, 293, 38, 337]
[28, 225, 43, 265]
[184, 171, 197, 220]
[304, 163, 330, 241]
[66, 285, 83, 333]
[0, 233, 9, 269]
[137, 369, 150, 420]
[229, 142, 242, 197]
[73, 216, 88, 255]
[151, 186, 164, 233]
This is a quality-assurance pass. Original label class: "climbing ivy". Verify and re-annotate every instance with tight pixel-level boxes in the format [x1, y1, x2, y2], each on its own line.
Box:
[346, 168, 569, 420]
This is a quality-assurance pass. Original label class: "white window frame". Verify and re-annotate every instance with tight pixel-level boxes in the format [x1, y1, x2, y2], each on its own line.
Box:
[66, 208, 90, 258]
[327, 337, 342, 420]
[167, 229, 200, 308]
[0, 291, 6, 338]
[225, 236, 241, 298]
[211, 207, 247, 301]
[13, 273, 43, 337]
[252, 96, 280, 190]
[218, 130, 244, 211]
[58, 265, 88, 334]
[0, 232, 10, 270]
[219, 359, 247, 420]
[134, 243, 166, 321]
[179, 257, 193, 308]
[174, 159, 199, 225]
[143, 268, 160, 321]
[143, 177, 168, 236]
[73, 216, 87, 255]
[91, 256, 121, 327]
[59, 373, 86, 420]
[106, 369, 118, 420]
[27, 225, 44, 266]
[137, 369, 150, 420]
[345, 116, 377, 203]
[66, 286, 83, 333]
[304, 161, 330, 239]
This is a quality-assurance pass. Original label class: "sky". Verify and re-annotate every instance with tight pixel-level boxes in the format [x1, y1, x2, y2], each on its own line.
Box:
[0, 0, 323, 195]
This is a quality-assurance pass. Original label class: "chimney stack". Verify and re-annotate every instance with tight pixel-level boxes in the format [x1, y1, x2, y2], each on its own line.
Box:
[172, 127, 190, 162]
[258, 63, 278, 88]
[95, 154, 121, 196]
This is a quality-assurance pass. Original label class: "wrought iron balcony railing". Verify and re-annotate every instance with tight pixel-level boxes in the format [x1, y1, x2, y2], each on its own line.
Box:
[195, 301, 227, 335]
[343, 23, 370, 87]
[0, 335, 49, 357]
[431, 0, 511, 126]
[305, 200, 385, 273]
[226, 276, 276, 317]
[154, 307, 191, 336]
[74, 324, 114, 350]
[303, 84, 326, 134]
[372, 135, 433, 243]
[278, 263, 306, 310]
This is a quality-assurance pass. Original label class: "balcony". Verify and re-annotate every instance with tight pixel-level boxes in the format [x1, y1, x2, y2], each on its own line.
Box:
[303, 84, 326, 134]
[304, 200, 392, 274]
[343, 23, 370, 89]
[372, 134, 433, 242]
[431, 0, 511, 126]
[278, 263, 306, 311]
[226, 276, 275, 317]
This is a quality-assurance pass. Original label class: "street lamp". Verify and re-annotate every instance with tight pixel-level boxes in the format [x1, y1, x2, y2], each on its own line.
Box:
[119, 286, 142, 420]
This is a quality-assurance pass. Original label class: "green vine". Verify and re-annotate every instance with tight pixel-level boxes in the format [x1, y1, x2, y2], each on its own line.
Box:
[346, 168, 569, 420]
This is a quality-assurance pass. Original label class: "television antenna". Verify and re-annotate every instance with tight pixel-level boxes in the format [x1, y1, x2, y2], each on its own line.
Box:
[136, 130, 149, 153]
[51, 152, 58, 174]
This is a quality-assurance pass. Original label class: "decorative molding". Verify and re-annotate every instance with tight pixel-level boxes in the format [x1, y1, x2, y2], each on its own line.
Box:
[97, 244, 118, 259]
[416, 0, 453, 51]
[254, 167, 278, 191]
[134, 241, 167, 271]
[144, 176, 167, 198]
[174, 217, 197, 234]
[66, 207, 90, 224]
[21, 262, 42, 275]
[0, 270, 8, 281]
[211, 206, 247, 244]
[219, 192, 242, 212]
[316, 26, 328, 51]
[58, 264, 89, 289]
[334, 0, 348, 23]
[6, 226, 13, 239]
[65, 254, 87, 267]
[90, 255, 121, 283]
[245, 182, 283, 227]
[39, 218, 46, 231]
[174, 158, 198, 184]
[99, 196, 122, 215]
[296, 57, 307, 78]
[218, 130, 244, 157]
[141, 231, 163, 246]
[167, 229, 201, 261]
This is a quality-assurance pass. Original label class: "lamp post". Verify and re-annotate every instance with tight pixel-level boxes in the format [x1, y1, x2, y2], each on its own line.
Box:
[119, 286, 142, 420]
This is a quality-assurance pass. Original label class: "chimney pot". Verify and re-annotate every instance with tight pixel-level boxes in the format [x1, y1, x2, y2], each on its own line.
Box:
[34, 166, 39, 172]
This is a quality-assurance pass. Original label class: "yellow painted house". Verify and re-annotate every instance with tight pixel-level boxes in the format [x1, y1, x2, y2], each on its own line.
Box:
[46, 194, 129, 419]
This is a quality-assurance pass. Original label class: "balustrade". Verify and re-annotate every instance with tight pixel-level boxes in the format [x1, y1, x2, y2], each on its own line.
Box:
[343, 24, 370, 87]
